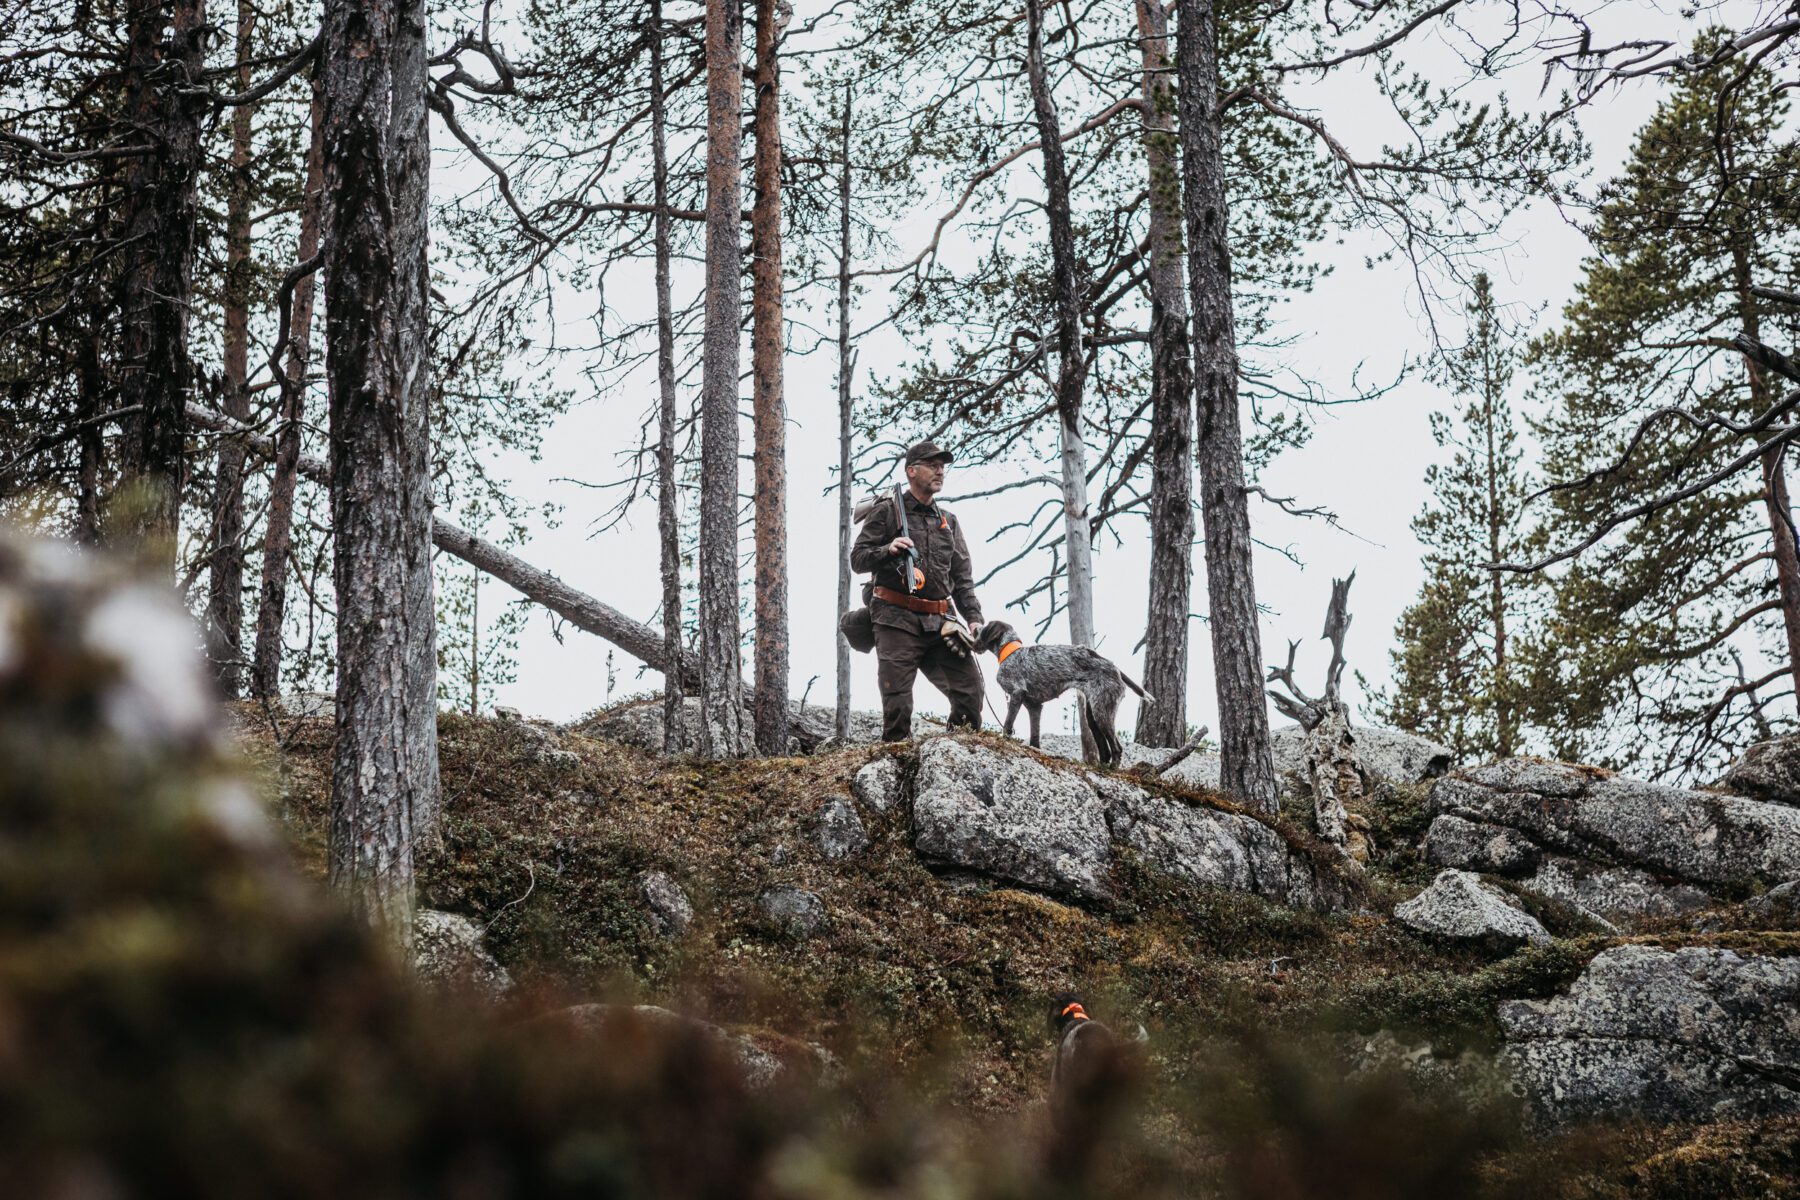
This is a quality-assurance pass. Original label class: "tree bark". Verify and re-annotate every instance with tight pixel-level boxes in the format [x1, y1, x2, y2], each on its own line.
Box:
[650, 0, 685, 754]
[320, 0, 439, 938]
[1733, 242, 1800, 713]
[1134, 0, 1195, 748]
[251, 78, 326, 700]
[1760, 447, 1800, 710]
[116, 0, 206, 571]
[1300, 702, 1370, 866]
[393, 0, 441, 846]
[1481, 339, 1514, 758]
[750, 0, 789, 756]
[834, 84, 855, 743]
[1025, 0, 1098, 761]
[1178, 0, 1277, 814]
[208, 0, 257, 697]
[76, 318, 105, 546]
[698, 0, 746, 759]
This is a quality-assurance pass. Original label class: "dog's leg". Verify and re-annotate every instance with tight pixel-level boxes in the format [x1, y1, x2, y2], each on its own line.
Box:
[1003, 694, 1023, 739]
[1095, 698, 1123, 766]
[1028, 703, 1043, 748]
[1080, 695, 1110, 766]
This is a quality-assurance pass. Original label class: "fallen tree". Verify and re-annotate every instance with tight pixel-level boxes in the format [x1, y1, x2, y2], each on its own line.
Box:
[185, 403, 832, 750]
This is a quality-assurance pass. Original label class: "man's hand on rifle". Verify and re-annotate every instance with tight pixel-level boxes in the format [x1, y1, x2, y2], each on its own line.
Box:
[887, 536, 915, 556]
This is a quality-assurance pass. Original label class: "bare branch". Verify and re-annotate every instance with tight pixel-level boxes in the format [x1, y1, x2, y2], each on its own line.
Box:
[1321, 571, 1355, 703]
[1274, 0, 1467, 74]
[202, 35, 320, 106]
[1493, 417, 1800, 574]
[1736, 332, 1800, 385]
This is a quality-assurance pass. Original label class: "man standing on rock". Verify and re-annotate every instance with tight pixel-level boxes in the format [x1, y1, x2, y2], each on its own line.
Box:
[851, 441, 986, 741]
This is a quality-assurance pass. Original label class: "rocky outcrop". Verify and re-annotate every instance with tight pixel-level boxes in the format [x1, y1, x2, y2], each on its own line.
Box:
[1519, 857, 1711, 928]
[758, 886, 827, 936]
[546, 1004, 837, 1089]
[582, 697, 893, 753]
[911, 738, 1113, 901]
[813, 797, 869, 860]
[1394, 870, 1549, 950]
[1720, 735, 1800, 807]
[907, 737, 1354, 912]
[1101, 777, 1351, 913]
[1423, 759, 1800, 924]
[413, 910, 513, 998]
[851, 756, 903, 813]
[1746, 880, 1800, 925]
[1500, 945, 1800, 1126]
[1423, 813, 1543, 875]
[1311, 724, 1455, 787]
[1049, 722, 1454, 793]
[638, 870, 694, 938]
[275, 691, 334, 719]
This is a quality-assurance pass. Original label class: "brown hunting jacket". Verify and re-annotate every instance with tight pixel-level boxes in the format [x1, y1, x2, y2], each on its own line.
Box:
[850, 489, 984, 634]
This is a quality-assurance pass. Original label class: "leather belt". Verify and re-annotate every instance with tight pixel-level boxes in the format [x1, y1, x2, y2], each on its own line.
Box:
[873, 586, 949, 615]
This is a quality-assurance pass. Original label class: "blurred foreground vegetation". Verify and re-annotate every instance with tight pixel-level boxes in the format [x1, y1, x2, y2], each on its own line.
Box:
[3, 658, 1797, 1196]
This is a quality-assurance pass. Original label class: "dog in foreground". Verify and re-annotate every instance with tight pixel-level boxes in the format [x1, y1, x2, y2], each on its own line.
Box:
[973, 620, 1153, 766]
[1047, 993, 1132, 1146]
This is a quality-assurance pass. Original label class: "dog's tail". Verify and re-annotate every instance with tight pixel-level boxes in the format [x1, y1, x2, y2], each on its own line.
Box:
[1118, 670, 1154, 704]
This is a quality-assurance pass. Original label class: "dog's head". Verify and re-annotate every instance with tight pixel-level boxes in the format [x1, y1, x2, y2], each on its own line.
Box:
[973, 620, 1021, 657]
[1049, 991, 1092, 1037]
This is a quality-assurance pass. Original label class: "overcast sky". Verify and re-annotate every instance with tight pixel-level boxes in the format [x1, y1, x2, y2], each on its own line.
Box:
[454, 2, 1715, 739]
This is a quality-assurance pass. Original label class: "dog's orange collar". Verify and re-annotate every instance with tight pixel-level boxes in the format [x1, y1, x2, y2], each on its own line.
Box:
[1060, 1002, 1089, 1023]
[997, 640, 1024, 665]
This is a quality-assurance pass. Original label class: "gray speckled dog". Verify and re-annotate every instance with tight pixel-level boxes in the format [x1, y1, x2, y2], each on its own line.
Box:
[973, 620, 1153, 766]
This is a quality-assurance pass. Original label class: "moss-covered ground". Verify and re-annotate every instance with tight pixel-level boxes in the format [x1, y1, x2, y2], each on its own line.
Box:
[235, 705, 1800, 1196]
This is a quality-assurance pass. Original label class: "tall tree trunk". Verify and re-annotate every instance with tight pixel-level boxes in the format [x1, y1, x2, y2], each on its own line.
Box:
[1025, 0, 1098, 760]
[1761, 447, 1800, 709]
[116, 0, 206, 572]
[834, 84, 855, 743]
[1134, 0, 1195, 748]
[251, 78, 325, 700]
[651, 0, 685, 753]
[77, 318, 106, 546]
[1481, 356, 1513, 758]
[1733, 242, 1800, 713]
[393, 0, 441, 846]
[1178, 0, 1277, 813]
[320, 0, 439, 938]
[751, 0, 789, 756]
[697, 0, 745, 759]
[208, 0, 256, 697]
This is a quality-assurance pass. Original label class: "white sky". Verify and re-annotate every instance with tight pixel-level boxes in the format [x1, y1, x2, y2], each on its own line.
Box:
[459, 2, 1704, 739]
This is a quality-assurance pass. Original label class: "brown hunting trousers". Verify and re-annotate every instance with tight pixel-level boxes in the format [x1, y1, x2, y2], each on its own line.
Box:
[874, 622, 985, 741]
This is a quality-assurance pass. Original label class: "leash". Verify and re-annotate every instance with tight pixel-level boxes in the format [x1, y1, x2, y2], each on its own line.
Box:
[947, 599, 1009, 731]
[980, 664, 1006, 730]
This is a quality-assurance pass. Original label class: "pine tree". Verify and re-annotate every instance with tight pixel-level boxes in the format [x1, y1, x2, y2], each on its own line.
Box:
[1526, 44, 1800, 776]
[1379, 274, 1543, 762]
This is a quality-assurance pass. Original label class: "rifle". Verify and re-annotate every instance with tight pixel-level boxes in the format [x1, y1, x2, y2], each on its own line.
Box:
[891, 485, 922, 594]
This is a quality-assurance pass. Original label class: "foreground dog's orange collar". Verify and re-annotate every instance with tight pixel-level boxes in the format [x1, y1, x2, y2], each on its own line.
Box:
[997, 640, 1024, 664]
[1060, 1002, 1090, 1023]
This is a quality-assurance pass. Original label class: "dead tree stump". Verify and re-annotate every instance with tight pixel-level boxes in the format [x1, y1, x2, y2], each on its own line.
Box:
[1266, 573, 1372, 866]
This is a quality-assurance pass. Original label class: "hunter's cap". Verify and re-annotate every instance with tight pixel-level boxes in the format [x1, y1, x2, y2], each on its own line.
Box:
[905, 440, 954, 466]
